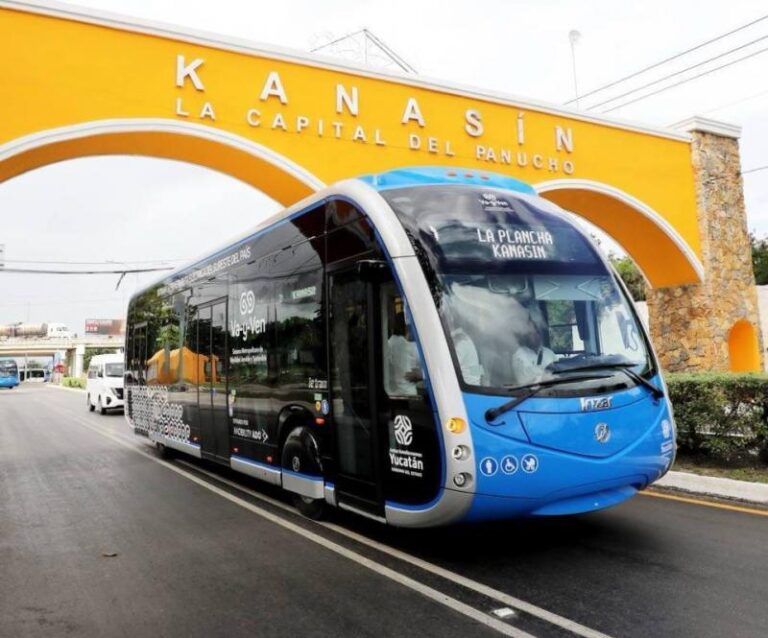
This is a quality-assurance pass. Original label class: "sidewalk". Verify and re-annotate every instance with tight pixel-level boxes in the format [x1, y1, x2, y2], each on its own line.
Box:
[654, 470, 768, 506]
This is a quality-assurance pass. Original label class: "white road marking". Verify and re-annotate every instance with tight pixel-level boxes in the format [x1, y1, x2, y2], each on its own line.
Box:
[51, 391, 614, 638]
[57, 409, 535, 638]
[177, 461, 615, 638]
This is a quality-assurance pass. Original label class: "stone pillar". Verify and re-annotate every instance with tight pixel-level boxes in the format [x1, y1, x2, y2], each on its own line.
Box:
[646, 117, 763, 372]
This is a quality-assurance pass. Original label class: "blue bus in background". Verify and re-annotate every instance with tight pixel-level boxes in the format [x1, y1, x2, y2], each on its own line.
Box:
[125, 166, 675, 527]
[0, 358, 20, 389]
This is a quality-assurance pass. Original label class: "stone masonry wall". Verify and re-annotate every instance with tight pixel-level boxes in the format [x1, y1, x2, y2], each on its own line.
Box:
[646, 129, 763, 372]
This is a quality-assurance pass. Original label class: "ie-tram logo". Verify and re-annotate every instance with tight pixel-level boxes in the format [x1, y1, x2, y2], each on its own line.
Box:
[394, 415, 413, 446]
[594, 422, 611, 444]
[580, 396, 613, 412]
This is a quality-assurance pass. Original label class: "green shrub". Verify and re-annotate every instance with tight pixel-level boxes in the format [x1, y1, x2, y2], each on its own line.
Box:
[61, 376, 86, 389]
[666, 372, 768, 463]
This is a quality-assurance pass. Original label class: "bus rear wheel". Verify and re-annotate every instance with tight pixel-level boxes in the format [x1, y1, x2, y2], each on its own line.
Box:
[87, 394, 95, 412]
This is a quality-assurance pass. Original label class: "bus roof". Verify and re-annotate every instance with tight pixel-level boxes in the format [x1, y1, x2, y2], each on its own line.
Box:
[358, 166, 536, 195]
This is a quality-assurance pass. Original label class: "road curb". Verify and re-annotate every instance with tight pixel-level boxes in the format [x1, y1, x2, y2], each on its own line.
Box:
[49, 383, 85, 394]
[654, 469, 768, 506]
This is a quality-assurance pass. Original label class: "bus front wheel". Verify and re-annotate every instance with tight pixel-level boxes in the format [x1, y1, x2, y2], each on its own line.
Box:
[87, 394, 95, 412]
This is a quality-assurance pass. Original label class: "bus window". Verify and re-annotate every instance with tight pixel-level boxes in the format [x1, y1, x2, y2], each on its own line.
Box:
[381, 283, 420, 397]
[326, 206, 375, 263]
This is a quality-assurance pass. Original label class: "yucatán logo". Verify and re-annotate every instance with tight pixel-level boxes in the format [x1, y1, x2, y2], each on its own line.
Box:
[594, 422, 611, 444]
[580, 396, 613, 412]
[394, 415, 413, 446]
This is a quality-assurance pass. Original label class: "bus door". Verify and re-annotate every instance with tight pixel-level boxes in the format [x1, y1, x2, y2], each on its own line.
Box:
[197, 299, 230, 461]
[328, 263, 385, 516]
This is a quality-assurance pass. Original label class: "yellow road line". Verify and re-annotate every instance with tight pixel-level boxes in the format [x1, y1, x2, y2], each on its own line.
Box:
[641, 490, 768, 517]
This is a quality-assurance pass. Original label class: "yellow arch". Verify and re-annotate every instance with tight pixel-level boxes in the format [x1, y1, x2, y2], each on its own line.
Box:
[728, 320, 761, 372]
[535, 179, 704, 289]
[1, 0, 704, 289]
[0, 119, 325, 206]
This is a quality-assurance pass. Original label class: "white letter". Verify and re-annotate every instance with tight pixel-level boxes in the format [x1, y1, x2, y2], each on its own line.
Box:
[176, 55, 204, 91]
[199, 102, 216, 120]
[401, 98, 425, 127]
[336, 84, 359, 116]
[246, 109, 261, 126]
[475, 145, 486, 159]
[175, 97, 189, 117]
[296, 116, 309, 132]
[464, 109, 483, 137]
[517, 112, 525, 145]
[260, 71, 288, 104]
[271, 113, 287, 130]
[563, 160, 575, 174]
[353, 125, 367, 142]
[374, 129, 387, 145]
[555, 126, 574, 152]
[408, 134, 421, 150]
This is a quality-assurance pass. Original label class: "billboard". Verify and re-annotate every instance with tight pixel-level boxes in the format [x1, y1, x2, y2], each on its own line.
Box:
[85, 319, 125, 336]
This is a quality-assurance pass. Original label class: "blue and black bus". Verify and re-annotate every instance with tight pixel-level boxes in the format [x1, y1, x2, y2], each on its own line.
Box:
[0, 358, 20, 389]
[125, 167, 675, 527]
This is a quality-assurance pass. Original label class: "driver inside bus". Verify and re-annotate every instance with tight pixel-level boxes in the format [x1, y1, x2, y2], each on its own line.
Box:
[511, 309, 556, 385]
[386, 308, 421, 396]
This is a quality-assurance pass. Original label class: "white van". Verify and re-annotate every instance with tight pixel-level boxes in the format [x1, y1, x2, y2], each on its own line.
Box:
[86, 353, 125, 414]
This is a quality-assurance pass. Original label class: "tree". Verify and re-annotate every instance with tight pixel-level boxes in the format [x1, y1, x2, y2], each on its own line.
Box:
[751, 233, 768, 285]
[610, 255, 646, 301]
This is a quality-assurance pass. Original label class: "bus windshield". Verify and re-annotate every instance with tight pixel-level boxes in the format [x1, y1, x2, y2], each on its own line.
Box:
[382, 185, 653, 394]
[0, 360, 18, 377]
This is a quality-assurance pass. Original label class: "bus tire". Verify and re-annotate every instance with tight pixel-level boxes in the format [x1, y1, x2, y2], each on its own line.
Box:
[281, 426, 326, 520]
[88, 394, 95, 412]
[291, 493, 326, 520]
[156, 442, 174, 459]
[98, 397, 107, 415]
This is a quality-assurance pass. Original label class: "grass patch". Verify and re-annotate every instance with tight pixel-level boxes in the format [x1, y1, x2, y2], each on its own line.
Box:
[673, 454, 768, 484]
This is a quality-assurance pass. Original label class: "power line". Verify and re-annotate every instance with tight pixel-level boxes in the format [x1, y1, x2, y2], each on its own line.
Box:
[743, 165, 768, 175]
[602, 44, 768, 113]
[565, 13, 768, 105]
[702, 86, 768, 114]
[586, 33, 768, 110]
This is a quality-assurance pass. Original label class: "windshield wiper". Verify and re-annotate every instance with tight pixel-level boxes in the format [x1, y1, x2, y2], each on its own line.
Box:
[485, 373, 613, 422]
[548, 359, 664, 400]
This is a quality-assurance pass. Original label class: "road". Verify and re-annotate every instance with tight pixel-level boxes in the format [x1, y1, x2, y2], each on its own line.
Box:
[1, 385, 766, 638]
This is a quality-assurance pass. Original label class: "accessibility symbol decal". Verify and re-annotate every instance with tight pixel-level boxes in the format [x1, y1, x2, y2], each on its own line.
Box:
[500, 455, 518, 475]
[479, 457, 498, 477]
[521, 454, 539, 474]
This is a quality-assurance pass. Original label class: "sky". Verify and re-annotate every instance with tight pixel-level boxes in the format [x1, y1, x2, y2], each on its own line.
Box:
[2, 0, 768, 336]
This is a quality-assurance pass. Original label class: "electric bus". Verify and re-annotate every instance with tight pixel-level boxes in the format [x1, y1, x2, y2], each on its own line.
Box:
[125, 167, 675, 527]
[0, 358, 20, 389]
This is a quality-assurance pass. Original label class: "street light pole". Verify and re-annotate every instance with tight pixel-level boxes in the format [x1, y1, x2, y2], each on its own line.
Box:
[569, 30, 581, 109]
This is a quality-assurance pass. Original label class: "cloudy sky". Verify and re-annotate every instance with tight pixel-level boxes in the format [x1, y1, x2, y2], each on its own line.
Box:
[2, 0, 768, 336]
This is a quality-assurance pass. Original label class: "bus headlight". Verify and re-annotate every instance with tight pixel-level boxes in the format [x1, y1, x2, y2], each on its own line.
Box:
[451, 445, 470, 461]
[446, 417, 466, 434]
[453, 472, 471, 488]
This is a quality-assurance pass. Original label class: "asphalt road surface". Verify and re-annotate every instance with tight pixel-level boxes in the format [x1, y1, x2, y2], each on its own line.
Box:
[1, 385, 766, 638]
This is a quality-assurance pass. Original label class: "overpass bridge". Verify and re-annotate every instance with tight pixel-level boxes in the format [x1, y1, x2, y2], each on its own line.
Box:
[0, 337, 124, 376]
